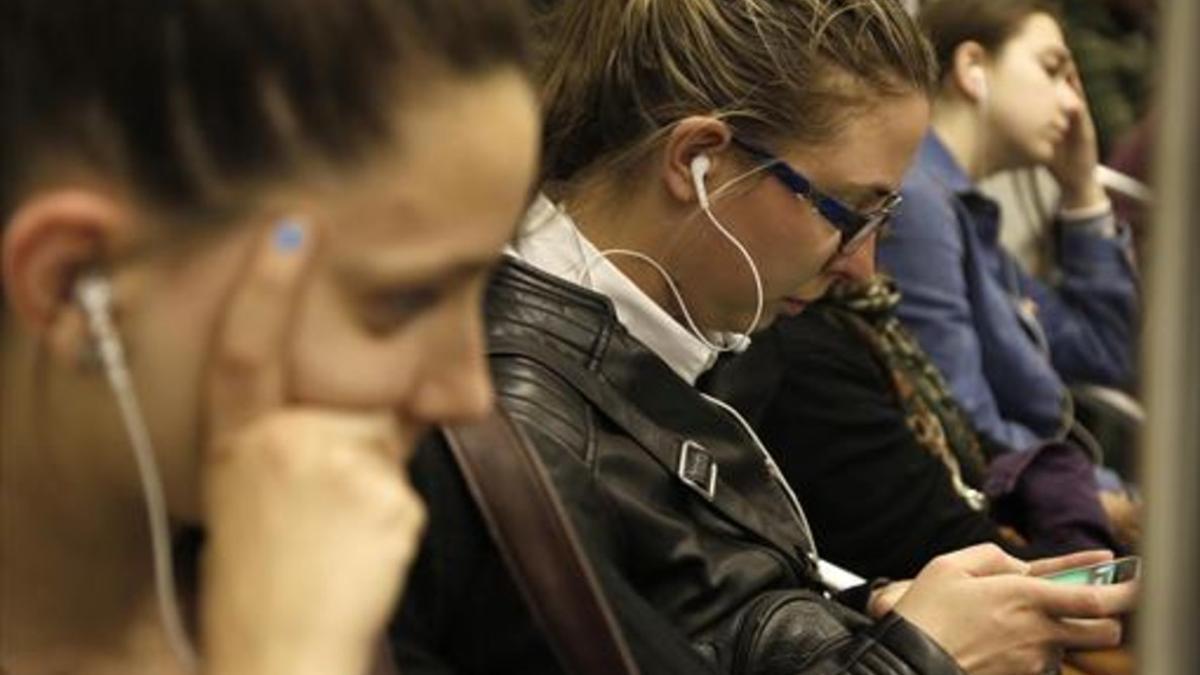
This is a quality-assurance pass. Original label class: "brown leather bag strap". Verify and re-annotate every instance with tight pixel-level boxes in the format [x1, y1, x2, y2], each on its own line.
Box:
[443, 411, 641, 675]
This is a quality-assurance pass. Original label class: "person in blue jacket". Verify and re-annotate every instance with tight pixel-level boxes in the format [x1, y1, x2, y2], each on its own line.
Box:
[879, 0, 1139, 464]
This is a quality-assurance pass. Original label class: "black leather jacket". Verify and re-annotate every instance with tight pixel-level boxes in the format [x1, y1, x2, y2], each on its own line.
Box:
[392, 259, 964, 675]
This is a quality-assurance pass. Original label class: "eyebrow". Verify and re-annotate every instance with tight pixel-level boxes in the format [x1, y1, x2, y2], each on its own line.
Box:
[1039, 46, 1073, 64]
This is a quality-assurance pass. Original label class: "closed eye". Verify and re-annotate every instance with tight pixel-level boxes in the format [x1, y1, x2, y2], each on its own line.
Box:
[360, 285, 443, 335]
[1041, 51, 1071, 80]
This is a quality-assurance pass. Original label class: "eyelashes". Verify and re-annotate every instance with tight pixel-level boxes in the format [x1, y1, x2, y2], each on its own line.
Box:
[1041, 57, 1070, 80]
[353, 269, 489, 336]
[360, 286, 442, 334]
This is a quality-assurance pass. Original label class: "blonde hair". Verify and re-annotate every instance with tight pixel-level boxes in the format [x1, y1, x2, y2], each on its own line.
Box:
[538, 0, 936, 185]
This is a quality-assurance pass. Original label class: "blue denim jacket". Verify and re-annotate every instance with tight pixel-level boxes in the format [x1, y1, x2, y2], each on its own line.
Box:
[878, 132, 1139, 454]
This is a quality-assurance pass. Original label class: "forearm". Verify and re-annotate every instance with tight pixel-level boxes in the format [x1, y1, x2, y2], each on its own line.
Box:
[1059, 176, 1108, 213]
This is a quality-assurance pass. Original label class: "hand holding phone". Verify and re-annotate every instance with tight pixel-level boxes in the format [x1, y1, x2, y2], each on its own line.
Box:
[894, 545, 1132, 675]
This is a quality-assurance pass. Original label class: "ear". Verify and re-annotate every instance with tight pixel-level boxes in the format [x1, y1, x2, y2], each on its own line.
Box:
[660, 116, 734, 208]
[949, 41, 991, 105]
[2, 190, 132, 353]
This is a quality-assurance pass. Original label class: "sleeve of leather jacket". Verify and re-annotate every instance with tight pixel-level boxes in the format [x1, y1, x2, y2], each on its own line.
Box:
[739, 591, 964, 675]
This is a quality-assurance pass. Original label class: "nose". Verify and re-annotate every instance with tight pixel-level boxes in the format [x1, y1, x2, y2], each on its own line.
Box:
[1059, 80, 1084, 116]
[408, 295, 495, 425]
[825, 231, 878, 284]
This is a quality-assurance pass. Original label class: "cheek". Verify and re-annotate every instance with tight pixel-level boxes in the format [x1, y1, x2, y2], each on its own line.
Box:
[286, 277, 421, 409]
[998, 74, 1055, 131]
[749, 208, 838, 293]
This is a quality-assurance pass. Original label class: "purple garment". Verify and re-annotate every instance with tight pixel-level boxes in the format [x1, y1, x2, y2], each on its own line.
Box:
[985, 442, 1122, 555]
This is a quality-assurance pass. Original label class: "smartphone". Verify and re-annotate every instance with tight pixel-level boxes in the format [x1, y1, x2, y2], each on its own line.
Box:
[1042, 556, 1140, 586]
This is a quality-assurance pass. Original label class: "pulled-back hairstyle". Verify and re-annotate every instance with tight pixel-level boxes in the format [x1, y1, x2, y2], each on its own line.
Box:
[919, 0, 1062, 80]
[0, 0, 531, 221]
[537, 0, 937, 186]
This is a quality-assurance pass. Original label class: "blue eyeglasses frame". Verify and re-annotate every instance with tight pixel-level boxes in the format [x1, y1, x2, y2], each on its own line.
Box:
[731, 137, 902, 254]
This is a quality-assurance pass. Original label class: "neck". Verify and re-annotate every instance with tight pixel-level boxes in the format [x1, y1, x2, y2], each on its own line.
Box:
[930, 100, 996, 182]
[563, 182, 694, 321]
[1, 329, 175, 670]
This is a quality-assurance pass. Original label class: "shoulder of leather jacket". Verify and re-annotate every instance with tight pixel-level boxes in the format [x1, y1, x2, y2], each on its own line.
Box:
[492, 353, 594, 465]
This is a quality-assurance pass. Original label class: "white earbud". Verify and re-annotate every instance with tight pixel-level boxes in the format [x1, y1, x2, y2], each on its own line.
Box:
[76, 272, 120, 365]
[691, 154, 712, 210]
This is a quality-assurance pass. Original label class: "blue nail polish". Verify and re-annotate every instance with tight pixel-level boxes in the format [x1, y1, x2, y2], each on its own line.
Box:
[274, 219, 306, 252]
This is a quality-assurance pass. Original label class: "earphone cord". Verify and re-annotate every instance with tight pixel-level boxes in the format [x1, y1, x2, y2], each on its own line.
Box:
[77, 277, 199, 673]
[574, 199, 764, 354]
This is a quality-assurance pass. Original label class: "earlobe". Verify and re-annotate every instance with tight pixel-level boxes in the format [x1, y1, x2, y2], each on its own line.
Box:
[2, 190, 128, 338]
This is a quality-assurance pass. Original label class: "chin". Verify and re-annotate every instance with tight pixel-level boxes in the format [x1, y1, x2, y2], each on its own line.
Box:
[1025, 140, 1057, 165]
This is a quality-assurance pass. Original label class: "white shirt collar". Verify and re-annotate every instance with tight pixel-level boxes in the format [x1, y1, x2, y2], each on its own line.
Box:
[507, 194, 737, 385]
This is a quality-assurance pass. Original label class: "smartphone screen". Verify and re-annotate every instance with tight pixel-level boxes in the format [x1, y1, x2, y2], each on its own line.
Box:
[1043, 556, 1140, 586]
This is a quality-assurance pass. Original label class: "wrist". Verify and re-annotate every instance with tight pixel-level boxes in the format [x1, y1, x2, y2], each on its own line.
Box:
[867, 588, 889, 619]
[202, 595, 373, 675]
[867, 579, 907, 619]
[1059, 179, 1108, 212]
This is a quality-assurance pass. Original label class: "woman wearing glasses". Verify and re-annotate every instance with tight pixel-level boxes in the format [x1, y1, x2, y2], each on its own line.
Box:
[393, 2, 1133, 674]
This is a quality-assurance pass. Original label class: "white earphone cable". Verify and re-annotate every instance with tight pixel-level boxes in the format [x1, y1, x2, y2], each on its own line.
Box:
[578, 248, 743, 352]
[76, 274, 199, 673]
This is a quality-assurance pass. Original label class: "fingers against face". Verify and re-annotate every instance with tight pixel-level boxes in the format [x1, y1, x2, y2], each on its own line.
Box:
[208, 219, 317, 441]
[1063, 67, 1096, 131]
[1066, 66, 1086, 98]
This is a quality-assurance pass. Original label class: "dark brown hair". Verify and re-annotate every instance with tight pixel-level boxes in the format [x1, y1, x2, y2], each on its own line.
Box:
[919, 0, 1061, 80]
[536, 0, 937, 186]
[0, 0, 531, 221]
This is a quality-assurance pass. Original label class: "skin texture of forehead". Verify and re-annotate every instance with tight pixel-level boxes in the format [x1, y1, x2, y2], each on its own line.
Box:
[998, 13, 1069, 63]
[784, 93, 931, 199]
